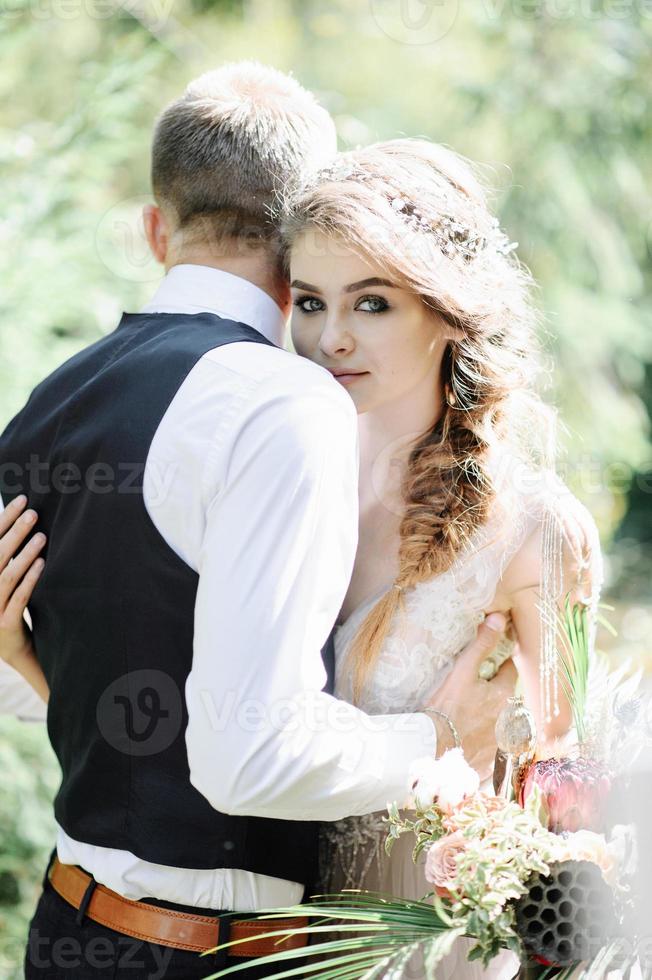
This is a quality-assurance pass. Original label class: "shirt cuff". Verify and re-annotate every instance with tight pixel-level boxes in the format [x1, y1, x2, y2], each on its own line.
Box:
[362, 711, 437, 813]
[0, 659, 48, 722]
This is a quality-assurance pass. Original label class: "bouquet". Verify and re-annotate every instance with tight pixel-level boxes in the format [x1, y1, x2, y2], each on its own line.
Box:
[203, 600, 646, 979]
[382, 748, 629, 973]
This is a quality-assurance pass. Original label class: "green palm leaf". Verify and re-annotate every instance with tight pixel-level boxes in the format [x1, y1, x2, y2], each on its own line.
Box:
[555, 595, 595, 744]
[200, 893, 465, 980]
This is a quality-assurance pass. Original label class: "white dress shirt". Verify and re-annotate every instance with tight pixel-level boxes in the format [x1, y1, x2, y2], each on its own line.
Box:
[0, 263, 436, 910]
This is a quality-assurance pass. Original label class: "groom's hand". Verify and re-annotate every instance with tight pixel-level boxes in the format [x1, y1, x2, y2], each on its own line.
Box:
[424, 612, 517, 781]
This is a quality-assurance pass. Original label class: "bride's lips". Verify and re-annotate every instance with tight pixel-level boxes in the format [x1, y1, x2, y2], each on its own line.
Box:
[327, 369, 370, 386]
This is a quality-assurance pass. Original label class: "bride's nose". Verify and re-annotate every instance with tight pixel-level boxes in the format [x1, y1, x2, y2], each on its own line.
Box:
[318, 316, 355, 358]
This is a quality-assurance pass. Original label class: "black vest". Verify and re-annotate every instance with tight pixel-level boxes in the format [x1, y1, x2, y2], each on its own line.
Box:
[0, 311, 336, 893]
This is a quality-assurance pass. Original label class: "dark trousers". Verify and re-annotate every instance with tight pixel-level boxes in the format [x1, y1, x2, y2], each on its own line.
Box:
[24, 851, 307, 979]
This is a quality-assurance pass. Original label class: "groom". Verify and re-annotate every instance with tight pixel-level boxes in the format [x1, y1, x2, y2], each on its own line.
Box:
[0, 62, 514, 979]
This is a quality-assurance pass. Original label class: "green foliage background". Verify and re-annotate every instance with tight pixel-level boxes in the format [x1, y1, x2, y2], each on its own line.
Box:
[1, 1, 651, 974]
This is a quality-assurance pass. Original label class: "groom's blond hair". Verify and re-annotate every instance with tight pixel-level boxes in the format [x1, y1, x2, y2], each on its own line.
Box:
[151, 61, 337, 251]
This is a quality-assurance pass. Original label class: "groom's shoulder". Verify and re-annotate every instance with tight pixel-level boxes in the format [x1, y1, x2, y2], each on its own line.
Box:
[201, 341, 356, 414]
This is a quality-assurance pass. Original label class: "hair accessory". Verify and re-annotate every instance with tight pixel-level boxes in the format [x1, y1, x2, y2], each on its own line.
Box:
[388, 199, 518, 261]
[300, 161, 518, 263]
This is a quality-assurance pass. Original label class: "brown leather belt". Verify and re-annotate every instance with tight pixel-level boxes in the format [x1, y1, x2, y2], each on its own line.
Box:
[48, 856, 308, 957]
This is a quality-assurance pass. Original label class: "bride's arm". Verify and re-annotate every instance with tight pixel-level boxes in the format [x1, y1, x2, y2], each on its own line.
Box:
[0, 496, 49, 704]
[498, 496, 602, 747]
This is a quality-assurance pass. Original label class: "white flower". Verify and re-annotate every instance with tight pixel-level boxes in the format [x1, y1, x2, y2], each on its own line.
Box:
[407, 748, 480, 813]
[549, 824, 637, 888]
[548, 828, 633, 889]
[407, 756, 442, 810]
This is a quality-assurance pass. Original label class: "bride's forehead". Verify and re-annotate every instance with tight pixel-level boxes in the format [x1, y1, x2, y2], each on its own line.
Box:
[290, 230, 385, 286]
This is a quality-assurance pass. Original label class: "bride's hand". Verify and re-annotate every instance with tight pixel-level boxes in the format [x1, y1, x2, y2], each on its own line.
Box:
[425, 612, 517, 781]
[0, 495, 46, 669]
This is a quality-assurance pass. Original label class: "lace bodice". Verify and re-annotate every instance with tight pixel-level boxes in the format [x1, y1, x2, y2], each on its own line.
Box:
[334, 464, 601, 715]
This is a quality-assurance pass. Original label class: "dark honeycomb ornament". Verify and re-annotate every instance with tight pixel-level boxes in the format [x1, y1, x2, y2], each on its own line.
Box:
[514, 860, 617, 967]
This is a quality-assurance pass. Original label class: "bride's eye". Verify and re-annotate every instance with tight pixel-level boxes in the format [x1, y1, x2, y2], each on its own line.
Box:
[293, 295, 325, 314]
[355, 295, 390, 314]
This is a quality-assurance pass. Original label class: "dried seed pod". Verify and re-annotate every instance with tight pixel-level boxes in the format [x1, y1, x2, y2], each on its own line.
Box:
[493, 696, 537, 799]
[495, 696, 537, 757]
[514, 860, 618, 967]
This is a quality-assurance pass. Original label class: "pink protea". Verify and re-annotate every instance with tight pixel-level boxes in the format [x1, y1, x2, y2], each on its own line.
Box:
[520, 757, 611, 833]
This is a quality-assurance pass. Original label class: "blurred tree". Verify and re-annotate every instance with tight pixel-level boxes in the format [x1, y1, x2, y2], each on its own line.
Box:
[2, 0, 650, 545]
[0, 718, 58, 979]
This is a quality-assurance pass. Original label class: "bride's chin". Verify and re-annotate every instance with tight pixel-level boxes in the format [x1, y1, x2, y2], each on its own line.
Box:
[343, 380, 374, 415]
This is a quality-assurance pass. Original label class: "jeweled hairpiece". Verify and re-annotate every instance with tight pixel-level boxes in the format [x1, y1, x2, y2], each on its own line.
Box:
[300, 160, 518, 263]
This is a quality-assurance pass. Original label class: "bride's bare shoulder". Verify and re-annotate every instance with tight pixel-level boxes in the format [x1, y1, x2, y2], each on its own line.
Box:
[495, 465, 603, 605]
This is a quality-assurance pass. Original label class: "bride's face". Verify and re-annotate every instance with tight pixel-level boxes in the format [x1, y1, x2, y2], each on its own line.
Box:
[289, 228, 449, 415]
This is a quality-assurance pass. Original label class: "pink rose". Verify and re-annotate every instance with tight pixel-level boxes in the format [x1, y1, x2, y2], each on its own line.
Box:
[425, 831, 468, 889]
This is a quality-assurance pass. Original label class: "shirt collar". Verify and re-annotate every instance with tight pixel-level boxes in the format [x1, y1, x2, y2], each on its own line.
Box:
[140, 263, 287, 348]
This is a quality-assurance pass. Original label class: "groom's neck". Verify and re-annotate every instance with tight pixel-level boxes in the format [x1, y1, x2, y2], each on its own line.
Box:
[165, 246, 291, 317]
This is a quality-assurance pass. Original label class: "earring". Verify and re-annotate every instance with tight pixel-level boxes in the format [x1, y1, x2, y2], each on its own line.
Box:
[445, 382, 457, 407]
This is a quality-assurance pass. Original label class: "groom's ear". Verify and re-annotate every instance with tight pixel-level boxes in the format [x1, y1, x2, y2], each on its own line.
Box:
[142, 204, 170, 265]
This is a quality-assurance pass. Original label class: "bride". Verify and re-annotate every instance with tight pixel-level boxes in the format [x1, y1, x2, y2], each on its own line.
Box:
[280, 138, 601, 977]
[0, 138, 601, 978]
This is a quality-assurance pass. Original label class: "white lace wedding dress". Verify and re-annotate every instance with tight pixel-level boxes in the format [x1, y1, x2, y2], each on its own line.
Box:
[316, 463, 602, 980]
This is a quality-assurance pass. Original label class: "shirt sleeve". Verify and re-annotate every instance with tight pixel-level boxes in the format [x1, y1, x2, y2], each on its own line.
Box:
[185, 367, 436, 821]
[0, 658, 48, 721]
[0, 494, 48, 722]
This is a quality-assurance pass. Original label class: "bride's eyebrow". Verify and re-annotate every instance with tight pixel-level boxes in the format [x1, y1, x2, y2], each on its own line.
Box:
[343, 277, 397, 293]
[291, 277, 398, 294]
